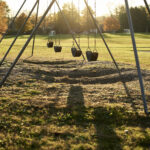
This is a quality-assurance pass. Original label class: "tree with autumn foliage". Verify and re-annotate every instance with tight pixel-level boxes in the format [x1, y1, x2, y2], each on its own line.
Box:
[0, 0, 9, 36]
[103, 16, 120, 32]
[15, 13, 34, 34]
[56, 2, 79, 34]
[81, 6, 95, 32]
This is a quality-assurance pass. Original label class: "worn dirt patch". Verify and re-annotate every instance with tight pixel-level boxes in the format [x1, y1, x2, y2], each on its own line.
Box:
[0, 59, 150, 111]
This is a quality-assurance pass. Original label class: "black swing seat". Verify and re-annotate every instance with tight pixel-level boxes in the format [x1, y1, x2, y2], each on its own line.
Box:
[47, 41, 54, 48]
[71, 47, 82, 57]
[54, 46, 62, 52]
[86, 51, 98, 61]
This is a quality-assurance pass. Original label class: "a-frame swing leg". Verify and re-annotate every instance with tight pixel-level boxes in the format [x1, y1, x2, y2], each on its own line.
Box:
[0, 0, 56, 87]
[31, 0, 40, 57]
[55, 0, 85, 61]
[125, 0, 149, 115]
[84, 0, 130, 97]
[0, 0, 39, 67]
[143, 0, 150, 15]
[0, 0, 27, 44]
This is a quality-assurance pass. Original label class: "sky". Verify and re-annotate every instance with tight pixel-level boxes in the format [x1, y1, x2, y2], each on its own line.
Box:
[4, 0, 150, 17]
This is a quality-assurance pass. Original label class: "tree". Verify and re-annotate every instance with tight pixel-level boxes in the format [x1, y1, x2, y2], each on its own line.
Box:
[38, 14, 55, 34]
[81, 6, 95, 32]
[146, 7, 150, 32]
[130, 7, 148, 32]
[115, 6, 129, 31]
[0, 0, 9, 35]
[15, 13, 34, 34]
[115, 6, 148, 32]
[103, 16, 120, 32]
[56, 2, 79, 34]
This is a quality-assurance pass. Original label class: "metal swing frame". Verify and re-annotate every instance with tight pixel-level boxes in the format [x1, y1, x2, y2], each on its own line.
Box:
[0, 0, 149, 114]
[85, 0, 99, 62]
[0, 0, 39, 66]
[0, 0, 27, 44]
[31, 0, 40, 57]
[56, 1, 85, 60]
[84, 0, 149, 115]
[125, 0, 149, 114]
[143, 0, 150, 15]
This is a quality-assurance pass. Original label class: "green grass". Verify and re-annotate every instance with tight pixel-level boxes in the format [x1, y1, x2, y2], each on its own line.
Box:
[0, 33, 150, 150]
[0, 33, 150, 69]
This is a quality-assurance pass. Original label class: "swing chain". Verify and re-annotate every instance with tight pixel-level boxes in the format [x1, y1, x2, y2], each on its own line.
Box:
[72, 0, 75, 47]
[78, 0, 80, 47]
[94, 0, 97, 52]
[47, 0, 52, 42]
[58, 0, 61, 45]
[87, 0, 90, 49]
[54, 3, 57, 45]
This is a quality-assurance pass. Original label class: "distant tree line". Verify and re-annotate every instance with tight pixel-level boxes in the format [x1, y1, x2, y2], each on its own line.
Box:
[0, 1, 150, 36]
[9, 3, 95, 35]
[103, 5, 150, 32]
[115, 6, 150, 32]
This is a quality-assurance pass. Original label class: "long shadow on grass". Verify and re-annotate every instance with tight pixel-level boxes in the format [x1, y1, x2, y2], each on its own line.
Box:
[62, 86, 150, 149]
[66, 85, 122, 149]
[0, 87, 150, 149]
[29, 68, 139, 85]
[23, 60, 74, 65]
[135, 33, 150, 39]
[23, 59, 140, 77]
[23, 61, 143, 113]
[20, 60, 150, 114]
[24, 60, 139, 84]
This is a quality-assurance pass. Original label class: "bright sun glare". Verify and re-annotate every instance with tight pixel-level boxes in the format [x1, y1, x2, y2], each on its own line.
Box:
[5, 0, 147, 17]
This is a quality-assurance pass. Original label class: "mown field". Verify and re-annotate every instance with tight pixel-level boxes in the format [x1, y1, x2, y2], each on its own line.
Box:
[0, 33, 150, 150]
[1, 33, 150, 68]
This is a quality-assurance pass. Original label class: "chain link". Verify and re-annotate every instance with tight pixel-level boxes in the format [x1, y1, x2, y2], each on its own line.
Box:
[54, 3, 57, 45]
[94, 0, 97, 52]
[78, 0, 80, 47]
[87, 0, 90, 49]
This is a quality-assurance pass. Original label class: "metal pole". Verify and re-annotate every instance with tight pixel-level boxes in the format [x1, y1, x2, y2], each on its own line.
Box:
[144, 0, 150, 15]
[125, 0, 149, 114]
[55, 0, 85, 61]
[0, 0, 56, 87]
[84, 0, 130, 97]
[0, 0, 38, 66]
[0, 0, 27, 43]
[31, 0, 40, 57]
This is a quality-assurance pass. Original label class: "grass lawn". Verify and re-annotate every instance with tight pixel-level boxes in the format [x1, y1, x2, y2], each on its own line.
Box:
[0, 33, 150, 150]
[1, 33, 150, 69]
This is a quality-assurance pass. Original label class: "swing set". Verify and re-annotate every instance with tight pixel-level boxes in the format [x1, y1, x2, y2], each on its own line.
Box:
[85, 0, 98, 61]
[0, 0, 149, 115]
[71, 0, 82, 58]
